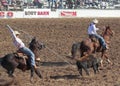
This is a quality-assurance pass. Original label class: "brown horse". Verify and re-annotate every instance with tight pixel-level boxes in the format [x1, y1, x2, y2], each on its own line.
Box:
[102, 26, 114, 48]
[0, 37, 45, 81]
[71, 26, 114, 67]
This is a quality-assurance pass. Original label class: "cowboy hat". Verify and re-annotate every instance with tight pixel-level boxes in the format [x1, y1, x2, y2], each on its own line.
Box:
[92, 19, 98, 24]
[14, 31, 20, 35]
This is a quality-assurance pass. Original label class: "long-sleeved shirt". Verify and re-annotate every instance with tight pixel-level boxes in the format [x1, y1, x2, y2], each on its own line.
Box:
[88, 23, 99, 35]
[8, 28, 25, 49]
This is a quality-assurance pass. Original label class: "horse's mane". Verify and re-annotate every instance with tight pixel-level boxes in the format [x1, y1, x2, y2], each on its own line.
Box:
[29, 37, 37, 49]
[102, 26, 111, 36]
[105, 26, 110, 32]
[29, 37, 36, 45]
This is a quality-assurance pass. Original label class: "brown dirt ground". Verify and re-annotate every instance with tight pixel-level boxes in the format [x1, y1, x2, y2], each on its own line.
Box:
[0, 18, 120, 86]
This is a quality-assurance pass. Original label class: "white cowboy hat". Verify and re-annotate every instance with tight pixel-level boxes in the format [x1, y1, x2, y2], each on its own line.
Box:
[93, 19, 98, 24]
[14, 31, 20, 35]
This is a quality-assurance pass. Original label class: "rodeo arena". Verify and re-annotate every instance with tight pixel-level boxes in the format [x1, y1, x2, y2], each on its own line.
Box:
[0, 0, 120, 86]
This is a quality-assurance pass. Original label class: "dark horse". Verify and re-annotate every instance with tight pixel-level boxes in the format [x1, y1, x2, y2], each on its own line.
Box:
[0, 37, 45, 81]
[71, 26, 114, 67]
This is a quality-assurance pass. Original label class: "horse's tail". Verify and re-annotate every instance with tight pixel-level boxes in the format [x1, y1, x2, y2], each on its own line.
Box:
[71, 42, 81, 58]
[0, 57, 3, 65]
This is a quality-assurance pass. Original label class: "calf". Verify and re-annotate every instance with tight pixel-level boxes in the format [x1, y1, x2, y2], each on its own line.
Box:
[76, 55, 100, 76]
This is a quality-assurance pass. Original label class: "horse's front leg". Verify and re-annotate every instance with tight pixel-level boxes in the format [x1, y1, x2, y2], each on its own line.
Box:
[101, 50, 112, 67]
[100, 51, 105, 67]
[104, 53, 113, 65]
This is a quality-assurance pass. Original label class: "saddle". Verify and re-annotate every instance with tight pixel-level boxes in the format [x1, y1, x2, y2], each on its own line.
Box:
[89, 35, 102, 52]
[15, 50, 28, 65]
[89, 35, 98, 43]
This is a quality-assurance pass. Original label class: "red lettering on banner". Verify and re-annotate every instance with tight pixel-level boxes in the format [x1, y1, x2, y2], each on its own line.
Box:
[61, 11, 76, 17]
[0, 12, 5, 17]
[37, 11, 49, 15]
[7, 12, 13, 17]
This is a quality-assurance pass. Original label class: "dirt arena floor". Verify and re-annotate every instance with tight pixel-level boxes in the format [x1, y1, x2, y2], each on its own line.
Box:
[0, 18, 120, 86]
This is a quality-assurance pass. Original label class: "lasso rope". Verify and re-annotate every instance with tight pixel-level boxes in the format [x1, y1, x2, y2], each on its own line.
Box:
[6, 25, 74, 67]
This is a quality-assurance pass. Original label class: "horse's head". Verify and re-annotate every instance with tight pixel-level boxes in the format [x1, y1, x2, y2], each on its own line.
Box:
[104, 26, 114, 37]
[29, 37, 45, 51]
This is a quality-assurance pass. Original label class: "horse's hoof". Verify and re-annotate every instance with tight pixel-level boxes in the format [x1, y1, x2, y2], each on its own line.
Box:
[30, 77, 34, 83]
[40, 75, 43, 79]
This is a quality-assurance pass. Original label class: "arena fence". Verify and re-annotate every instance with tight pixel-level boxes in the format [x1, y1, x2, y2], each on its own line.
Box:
[0, 9, 120, 18]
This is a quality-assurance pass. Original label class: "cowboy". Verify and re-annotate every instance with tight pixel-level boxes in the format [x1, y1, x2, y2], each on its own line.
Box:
[6, 26, 38, 72]
[87, 19, 107, 50]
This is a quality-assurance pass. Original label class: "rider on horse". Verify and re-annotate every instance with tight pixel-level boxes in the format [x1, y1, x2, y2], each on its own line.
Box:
[88, 19, 108, 50]
[6, 27, 38, 72]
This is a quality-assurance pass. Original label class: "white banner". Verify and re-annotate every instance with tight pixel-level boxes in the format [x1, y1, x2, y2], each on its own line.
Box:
[1, 9, 120, 19]
[0, 11, 14, 18]
[0, 11, 24, 18]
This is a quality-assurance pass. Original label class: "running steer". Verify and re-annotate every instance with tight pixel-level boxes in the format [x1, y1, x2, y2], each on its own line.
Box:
[76, 55, 100, 76]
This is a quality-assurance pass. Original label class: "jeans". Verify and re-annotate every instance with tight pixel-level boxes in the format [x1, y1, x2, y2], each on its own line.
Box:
[90, 34, 106, 47]
[19, 47, 35, 66]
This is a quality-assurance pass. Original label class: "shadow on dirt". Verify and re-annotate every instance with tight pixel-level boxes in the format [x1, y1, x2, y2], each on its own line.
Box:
[50, 75, 80, 79]
[40, 62, 70, 67]
[0, 78, 14, 86]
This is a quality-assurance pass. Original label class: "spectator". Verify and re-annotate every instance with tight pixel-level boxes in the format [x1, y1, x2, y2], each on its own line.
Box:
[1, 0, 8, 10]
[47, 0, 50, 8]
[100, 0, 107, 9]
[11, 0, 16, 5]
[7, 0, 12, 5]
[33, 0, 42, 8]
[51, 0, 57, 9]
